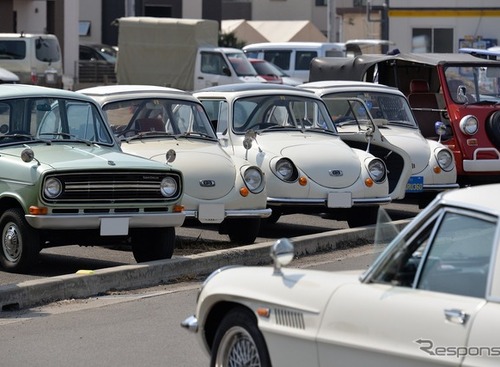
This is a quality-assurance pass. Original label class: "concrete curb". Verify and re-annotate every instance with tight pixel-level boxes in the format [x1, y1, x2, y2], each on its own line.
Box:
[0, 220, 410, 311]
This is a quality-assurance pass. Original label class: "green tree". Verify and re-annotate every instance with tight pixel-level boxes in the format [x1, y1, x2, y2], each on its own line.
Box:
[218, 32, 246, 48]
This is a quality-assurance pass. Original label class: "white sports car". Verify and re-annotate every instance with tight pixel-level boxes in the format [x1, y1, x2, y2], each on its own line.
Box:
[194, 83, 413, 227]
[182, 183, 500, 367]
[301, 81, 459, 207]
[79, 85, 271, 244]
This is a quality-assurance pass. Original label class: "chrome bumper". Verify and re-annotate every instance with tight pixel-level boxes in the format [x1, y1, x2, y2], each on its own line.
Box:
[184, 208, 272, 219]
[181, 315, 199, 333]
[25, 212, 186, 230]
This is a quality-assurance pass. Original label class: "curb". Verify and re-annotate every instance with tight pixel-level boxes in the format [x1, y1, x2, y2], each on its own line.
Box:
[0, 220, 410, 311]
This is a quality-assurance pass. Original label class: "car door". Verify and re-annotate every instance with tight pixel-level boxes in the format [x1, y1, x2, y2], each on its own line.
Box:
[316, 207, 496, 366]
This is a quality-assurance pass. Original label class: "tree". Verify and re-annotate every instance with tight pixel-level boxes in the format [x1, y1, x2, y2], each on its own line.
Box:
[218, 32, 246, 48]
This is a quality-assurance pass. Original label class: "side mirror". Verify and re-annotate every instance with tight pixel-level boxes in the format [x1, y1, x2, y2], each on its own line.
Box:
[434, 121, 447, 143]
[222, 66, 231, 77]
[270, 238, 294, 275]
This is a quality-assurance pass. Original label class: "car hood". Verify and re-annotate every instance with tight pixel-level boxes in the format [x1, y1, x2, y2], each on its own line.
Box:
[379, 127, 430, 174]
[120, 139, 236, 199]
[1, 143, 169, 171]
[256, 133, 361, 188]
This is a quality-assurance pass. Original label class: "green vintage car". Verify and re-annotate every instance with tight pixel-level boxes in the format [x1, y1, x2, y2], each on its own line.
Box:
[0, 84, 184, 273]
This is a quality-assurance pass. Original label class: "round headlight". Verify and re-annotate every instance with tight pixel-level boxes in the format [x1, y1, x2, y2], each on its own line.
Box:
[243, 167, 264, 193]
[160, 177, 178, 198]
[367, 159, 386, 183]
[436, 149, 454, 171]
[44, 177, 62, 198]
[275, 158, 296, 182]
[459, 115, 478, 135]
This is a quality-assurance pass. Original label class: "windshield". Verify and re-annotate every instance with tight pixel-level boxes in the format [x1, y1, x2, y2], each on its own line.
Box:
[445, 65, 500, 103]
[103, 98, 217, 140]
[227, 53, 259, 77]
[322, 91, 418, 128]
[0, 97, 113, 146]
[231, 94, 336, 134]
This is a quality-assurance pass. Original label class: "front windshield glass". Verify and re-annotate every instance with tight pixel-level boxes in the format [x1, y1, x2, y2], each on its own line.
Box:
[445, 65, 500, 103]
[227, 53, 259, 77]
[103, 98, 217, 140]
[322, 91, 418, 128]
[232, 94, 336, 134]
[0, 97, 113, 145]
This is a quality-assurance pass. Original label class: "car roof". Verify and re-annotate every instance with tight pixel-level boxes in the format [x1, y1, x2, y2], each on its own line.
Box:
[439, 184, 500, 217]
[194, 82, 306, 94]
[0, 83, 97, 101]
[78, 84, 197, 102]
[300, 81, 403, 95]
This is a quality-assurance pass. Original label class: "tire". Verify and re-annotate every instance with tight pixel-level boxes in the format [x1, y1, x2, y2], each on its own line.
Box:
[226, 218, 261, 245]
[346, 206, 379, 228]
[211, 307, 271, 367]
[0, 208, 40, 273]
[131, 227, 175, 263]
[486, 111, 500, 149]
[264, 210, 281, 225]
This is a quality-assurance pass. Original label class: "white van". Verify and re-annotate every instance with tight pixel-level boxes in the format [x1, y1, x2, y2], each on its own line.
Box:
[0, 33, 63, 88]
[243, 42, 346, 82]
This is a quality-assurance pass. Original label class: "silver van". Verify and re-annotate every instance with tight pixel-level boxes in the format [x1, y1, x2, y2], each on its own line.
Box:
[0, 33, 63, 88]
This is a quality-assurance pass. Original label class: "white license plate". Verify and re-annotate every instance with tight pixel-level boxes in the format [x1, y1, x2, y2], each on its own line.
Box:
[46, 73, 55, 83]
[327, 192, 352, 208]
[198, 204, 225, 223]
[100, 217, 129, 236]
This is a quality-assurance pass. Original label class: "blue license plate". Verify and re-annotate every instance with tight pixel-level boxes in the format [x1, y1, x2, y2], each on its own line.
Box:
[406, 176, 424, 193]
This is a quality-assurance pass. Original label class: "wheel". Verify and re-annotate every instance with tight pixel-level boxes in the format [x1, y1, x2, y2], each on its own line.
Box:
[0, 208, 40, 273]
[131, 227, 175, 263]
[346, 206, 379, 228]
[211, 307, 271, 367]
[225, 218, 261, 245]
[486, 111, 500, 149]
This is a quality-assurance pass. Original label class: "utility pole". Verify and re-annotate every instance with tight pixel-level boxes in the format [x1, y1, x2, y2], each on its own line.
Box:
[327, 0, 337, 42]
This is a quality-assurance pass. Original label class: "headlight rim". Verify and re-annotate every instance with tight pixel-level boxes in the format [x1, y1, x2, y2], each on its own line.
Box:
[273, 157, 298, 182]
[242, 166, 265, 194]
[435, 148, 454, 172]
[44, 177, 63, 199]
[366, 158, 387, 183]
[160, 176, 179, 198]
[459, 115, 479, 135]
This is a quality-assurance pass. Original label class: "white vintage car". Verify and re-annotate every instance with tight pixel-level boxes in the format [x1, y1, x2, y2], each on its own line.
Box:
[301, 81, 459, 207]
[79, 85, 270, 244]
[182, 183, 500, 367]
[194, 83, 412, 227]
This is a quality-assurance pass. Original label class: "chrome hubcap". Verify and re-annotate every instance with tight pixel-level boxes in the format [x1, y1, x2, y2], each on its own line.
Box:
[3, 223, 21, 262]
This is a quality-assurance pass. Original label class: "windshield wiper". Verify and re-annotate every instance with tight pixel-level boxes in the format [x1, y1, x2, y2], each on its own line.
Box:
[38, 132, 94, 146]
[179, 131, 216, 139]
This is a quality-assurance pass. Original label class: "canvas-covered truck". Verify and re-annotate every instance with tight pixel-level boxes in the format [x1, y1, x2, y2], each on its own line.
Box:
[116, 17, 265, 91]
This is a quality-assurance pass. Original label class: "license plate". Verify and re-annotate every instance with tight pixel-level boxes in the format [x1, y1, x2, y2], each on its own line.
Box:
[327, 192, 352, 208]
[198, 204, 225, 223]
[406, 176, 424, 193]
[45, 72, 56, 83]
[100, 217, 129, 236]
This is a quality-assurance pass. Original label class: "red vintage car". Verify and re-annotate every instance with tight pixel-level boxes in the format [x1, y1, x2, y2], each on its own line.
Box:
[310, 53, 500, 186]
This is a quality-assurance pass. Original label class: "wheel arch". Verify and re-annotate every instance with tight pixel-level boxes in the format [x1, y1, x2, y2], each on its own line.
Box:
[204, 301, 256, 350]
[0, 196, 26, 217]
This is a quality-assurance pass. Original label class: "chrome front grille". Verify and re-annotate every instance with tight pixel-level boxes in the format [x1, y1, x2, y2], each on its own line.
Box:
[42, 171, 182, 204]
[274, 308, 305, 329]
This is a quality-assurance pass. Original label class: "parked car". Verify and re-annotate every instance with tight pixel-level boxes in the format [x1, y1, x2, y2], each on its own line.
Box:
[248, 58, 303, 86]
[309, 52, 500, 186]
[0, 84, 184, 273]
[301, 80, 459, 207]
[78, 43, 117, 84]
[182, 183, 500, 366]
[79, 85, 270, 244]
[194, 83, 412, 227]
[248, 58, 283, 84]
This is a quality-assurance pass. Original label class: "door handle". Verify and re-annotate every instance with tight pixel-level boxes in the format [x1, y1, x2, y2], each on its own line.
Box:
[444, 308, 469, 324]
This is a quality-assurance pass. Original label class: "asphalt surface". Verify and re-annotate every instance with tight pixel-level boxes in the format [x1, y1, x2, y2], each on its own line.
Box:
[0, 219, 411, 312]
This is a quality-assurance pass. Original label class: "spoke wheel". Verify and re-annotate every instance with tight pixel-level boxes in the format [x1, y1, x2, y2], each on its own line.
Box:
[211, 307, 270, 367]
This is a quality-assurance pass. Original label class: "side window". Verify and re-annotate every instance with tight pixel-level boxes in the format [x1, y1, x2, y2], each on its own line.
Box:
[372, 209, 496, 298]
[417, 212, 495, 298]
[295, 51, 317, 70]
[200, 52, 228, 75]
[264, 51, 291, 70]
